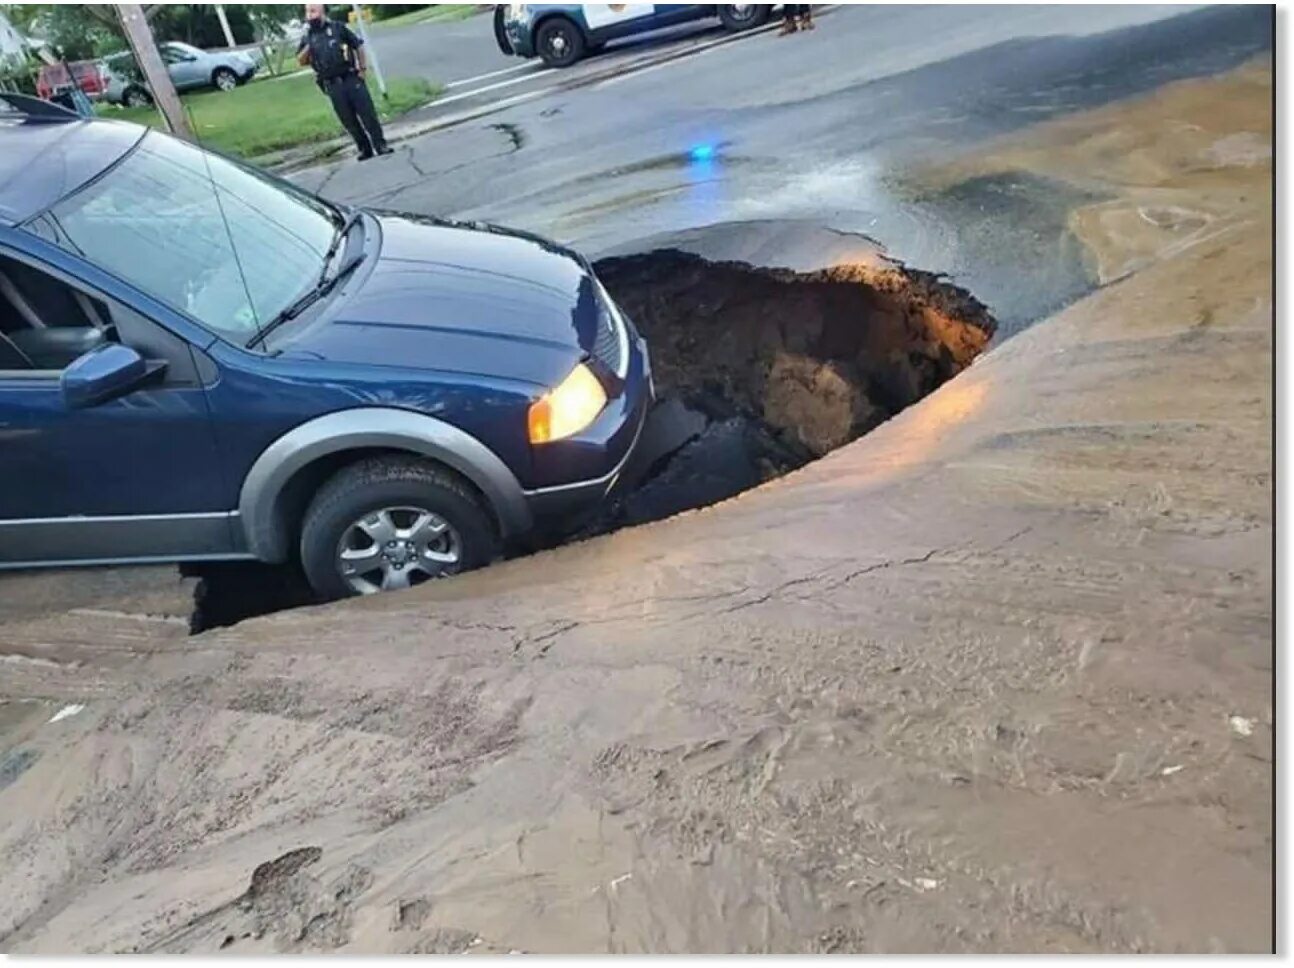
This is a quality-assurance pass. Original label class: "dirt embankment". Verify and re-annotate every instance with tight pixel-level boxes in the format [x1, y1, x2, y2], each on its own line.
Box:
[0, 64, 1272, 954]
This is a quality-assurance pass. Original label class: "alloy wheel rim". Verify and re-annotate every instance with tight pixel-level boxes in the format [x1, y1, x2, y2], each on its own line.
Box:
[335, 506, 462, 595]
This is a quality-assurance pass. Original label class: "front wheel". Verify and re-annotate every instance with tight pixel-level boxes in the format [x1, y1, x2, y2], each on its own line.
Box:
[535, 16, 585, 68]
[212, 67, 238, 92]
[718, 4, 770, 30]
[299, 457, 501, 600]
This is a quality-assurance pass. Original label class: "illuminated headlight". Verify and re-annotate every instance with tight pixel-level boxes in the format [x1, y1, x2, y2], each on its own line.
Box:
[528, 363, 607, 444]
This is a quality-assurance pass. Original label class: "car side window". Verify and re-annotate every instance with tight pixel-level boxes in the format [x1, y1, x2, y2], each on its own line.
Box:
[0, 252, 201, 386]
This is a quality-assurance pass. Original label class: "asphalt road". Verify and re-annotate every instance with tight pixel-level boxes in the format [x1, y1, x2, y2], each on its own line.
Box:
[368, 9, 515, 88]
[366, 7, 785, 95]
[299, 4, 1271, 335]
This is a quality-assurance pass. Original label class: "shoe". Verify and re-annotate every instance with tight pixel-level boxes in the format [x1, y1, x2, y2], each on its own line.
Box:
[800, 15, 815, 29]
[779, 19, 797, 34]
[357, 150, 374, 162]
[375, 145, 394, 156]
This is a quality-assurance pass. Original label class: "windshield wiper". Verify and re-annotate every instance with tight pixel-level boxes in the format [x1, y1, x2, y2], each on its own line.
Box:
[318, 207, 362, 286]
[245, 211, 364, 349]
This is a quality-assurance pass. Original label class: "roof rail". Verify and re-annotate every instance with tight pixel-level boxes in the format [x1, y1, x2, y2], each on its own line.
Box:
[0, 92, 82, 122]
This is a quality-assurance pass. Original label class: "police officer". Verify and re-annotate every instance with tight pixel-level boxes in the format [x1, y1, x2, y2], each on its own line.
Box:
[298, 4, 392, 161]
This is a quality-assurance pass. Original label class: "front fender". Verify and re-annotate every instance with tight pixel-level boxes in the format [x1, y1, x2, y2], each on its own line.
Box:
[237, 407, 534, 563]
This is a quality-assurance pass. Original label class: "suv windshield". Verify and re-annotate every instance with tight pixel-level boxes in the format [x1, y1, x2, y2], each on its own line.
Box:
[26, 131, 338, 344]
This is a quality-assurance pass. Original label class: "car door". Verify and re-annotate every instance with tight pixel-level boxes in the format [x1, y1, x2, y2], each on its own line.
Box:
[581, 4, 656, 40]
[648, 4, 710, 29]
[161, 43, 204, 91]
[0, 246, 233, 567]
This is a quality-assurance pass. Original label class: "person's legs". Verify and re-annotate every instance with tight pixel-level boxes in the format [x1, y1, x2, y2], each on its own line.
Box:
[780, 5, 801, 34]
[345, 75, 391, 155]
[328, 78, 372, 157]
[800, 5, 814, 29]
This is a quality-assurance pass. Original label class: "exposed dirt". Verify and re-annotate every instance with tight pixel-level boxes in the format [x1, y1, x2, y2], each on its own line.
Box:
[575, 252, 994, 539]
[0, 64, 1272, 954]
[598, 251, 995, 457]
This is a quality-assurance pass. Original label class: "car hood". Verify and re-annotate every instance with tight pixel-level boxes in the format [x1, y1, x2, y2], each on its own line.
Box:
[281, 213, 595, 389]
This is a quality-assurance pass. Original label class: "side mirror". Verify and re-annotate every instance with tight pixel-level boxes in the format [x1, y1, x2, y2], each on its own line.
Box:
[61, 343, 164, 409]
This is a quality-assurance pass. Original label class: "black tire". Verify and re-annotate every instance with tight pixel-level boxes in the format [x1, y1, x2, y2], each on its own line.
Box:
[123, 86, 153, 108]
[212, 66, 238, 92]
[535, 16, 585, 68]
[493, 5, 514, 55]
[718, 4, 770, 31]
[299, 456, 500, 601]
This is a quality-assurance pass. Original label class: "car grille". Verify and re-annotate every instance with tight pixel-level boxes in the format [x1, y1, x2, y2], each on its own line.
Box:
[592, 309, 623, 375]
[590, 283, 628, 378]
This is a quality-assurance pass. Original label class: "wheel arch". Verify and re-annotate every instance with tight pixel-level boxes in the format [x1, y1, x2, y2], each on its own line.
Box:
[237, 408, 533, 563]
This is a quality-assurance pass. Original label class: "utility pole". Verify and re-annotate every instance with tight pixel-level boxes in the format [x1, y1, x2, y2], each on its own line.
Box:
[114, 3, 191, 139]
[350, 4, 386, 98]
[213, 4, 236, 48]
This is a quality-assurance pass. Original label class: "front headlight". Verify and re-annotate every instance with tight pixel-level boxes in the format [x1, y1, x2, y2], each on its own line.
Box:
[507, 4, 527, 20]
[528, 362, 607, 444]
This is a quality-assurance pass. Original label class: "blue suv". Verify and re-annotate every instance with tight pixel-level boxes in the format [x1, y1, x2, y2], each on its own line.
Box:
[0, 97, 652, 599]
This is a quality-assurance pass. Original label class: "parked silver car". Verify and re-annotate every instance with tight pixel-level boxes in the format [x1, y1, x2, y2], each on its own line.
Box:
[104, 42, 258, 107]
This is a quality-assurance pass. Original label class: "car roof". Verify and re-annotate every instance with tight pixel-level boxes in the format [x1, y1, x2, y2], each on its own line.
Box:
[0, 114, 146, 227]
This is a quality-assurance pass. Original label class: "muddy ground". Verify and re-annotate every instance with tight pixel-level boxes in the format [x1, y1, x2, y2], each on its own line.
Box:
[0, 65, 1273, 953]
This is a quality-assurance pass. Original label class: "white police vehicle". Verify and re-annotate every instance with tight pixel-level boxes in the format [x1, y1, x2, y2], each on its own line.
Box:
[496, 4, 772, 68]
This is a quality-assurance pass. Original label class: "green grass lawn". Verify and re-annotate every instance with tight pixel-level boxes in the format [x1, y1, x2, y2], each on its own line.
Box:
[96, 73, 438, 159]
[371, 4, 484, 29]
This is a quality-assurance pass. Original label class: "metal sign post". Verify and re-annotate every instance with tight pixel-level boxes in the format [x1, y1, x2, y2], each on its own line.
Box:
[350, 4, 386, 98]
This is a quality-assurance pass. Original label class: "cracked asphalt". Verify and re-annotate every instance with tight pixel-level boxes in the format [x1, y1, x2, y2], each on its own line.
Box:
[0, 7, 1274, 955]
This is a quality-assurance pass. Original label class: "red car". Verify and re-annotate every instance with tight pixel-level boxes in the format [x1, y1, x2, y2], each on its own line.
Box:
[35, 61, 109, 100]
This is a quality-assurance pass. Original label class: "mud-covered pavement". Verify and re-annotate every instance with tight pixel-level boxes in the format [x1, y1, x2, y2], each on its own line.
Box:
[0, 56, 1273, 952]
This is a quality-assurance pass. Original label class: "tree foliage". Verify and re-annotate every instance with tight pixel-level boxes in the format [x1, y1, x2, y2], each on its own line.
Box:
[3, 4, 300, 60]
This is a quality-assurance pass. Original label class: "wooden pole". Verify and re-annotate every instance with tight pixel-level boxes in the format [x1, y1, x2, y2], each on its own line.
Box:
[114, 3, 191, 139]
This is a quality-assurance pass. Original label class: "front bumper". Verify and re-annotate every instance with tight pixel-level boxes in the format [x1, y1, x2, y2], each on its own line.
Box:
[504, 19, 537, 58]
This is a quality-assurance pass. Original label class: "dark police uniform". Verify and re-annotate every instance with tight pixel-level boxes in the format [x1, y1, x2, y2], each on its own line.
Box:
[299, 18, 390, 159]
